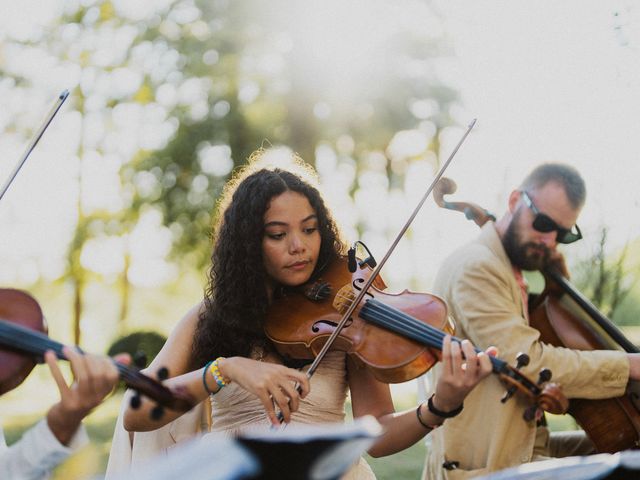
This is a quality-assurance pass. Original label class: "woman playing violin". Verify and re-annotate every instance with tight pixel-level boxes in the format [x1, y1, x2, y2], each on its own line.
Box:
[119, 149, 495, 478]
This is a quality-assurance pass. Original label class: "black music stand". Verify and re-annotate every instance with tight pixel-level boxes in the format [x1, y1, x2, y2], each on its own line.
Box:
[109, 416, 382, 480]
[236, 415, 382, 480]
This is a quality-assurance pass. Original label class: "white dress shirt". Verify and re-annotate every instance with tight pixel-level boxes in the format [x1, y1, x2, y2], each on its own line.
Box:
[0, 418, 88, 480]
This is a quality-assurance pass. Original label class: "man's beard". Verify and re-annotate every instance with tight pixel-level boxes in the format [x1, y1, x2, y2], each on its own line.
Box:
[503, 209, 551, 271]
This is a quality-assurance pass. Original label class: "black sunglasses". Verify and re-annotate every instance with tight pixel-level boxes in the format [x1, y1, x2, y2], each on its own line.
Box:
[520, 191, 582, 244]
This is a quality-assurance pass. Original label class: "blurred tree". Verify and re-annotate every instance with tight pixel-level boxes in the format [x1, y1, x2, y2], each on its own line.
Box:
[1, 1, 178, 342]
[2, 0, 463, 339]
[124, 0, 461, 271]
[107, 330, 167, 369]
[572, 227, 640, 325]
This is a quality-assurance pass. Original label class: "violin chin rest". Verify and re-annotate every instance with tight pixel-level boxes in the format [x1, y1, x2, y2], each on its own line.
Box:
[303, 281, 332, 302]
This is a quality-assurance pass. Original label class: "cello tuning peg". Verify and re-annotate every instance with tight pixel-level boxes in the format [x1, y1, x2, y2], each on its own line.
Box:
[157, 366, 169, 381]
[133, 351, 148, 369]
[515, 353, 530, 370]
[537, 368, 552, 385]
[150, 405, 164, 420]
[130, 392, 142, 410]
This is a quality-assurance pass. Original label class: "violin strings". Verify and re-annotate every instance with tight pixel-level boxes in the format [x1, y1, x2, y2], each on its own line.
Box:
[0, 320, 186, 409]
[359, 300, 505, 371]
[334, 287, 443, 345]
[0, 320, 65, 358]
[359, 301, 446, 348]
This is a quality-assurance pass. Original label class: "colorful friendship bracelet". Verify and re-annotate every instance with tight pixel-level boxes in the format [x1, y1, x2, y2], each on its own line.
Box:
[209, 357, 230, 387]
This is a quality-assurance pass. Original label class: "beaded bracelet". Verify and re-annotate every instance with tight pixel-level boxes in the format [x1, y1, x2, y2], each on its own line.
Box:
[209, 357, 230, 387]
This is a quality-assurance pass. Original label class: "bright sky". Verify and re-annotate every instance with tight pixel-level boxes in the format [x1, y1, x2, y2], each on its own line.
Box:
[1, 0, 639, 289]
[434, 0, 640, 251]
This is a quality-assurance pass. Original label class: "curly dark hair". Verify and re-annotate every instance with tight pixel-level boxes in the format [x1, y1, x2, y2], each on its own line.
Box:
[191, 151, 346, 369]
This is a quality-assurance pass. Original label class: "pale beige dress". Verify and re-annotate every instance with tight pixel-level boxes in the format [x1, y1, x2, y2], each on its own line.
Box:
[106, 350, 376, 479]
[208, 350, 376, 479]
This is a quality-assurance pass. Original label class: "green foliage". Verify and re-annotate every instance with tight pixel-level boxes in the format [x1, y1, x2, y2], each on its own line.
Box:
[572, 227, 640, 324]
[366, 442, 426, 479]
[117, 0, 460, 268]
[107, 330, 167, 369]
[3, 0, 463, 336]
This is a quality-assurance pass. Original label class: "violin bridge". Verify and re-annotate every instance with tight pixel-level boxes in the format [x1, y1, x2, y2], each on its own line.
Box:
[333, 284, 355, 314]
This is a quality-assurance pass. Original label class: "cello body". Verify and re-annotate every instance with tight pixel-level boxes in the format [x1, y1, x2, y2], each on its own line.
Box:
[529, 273, 640, 452]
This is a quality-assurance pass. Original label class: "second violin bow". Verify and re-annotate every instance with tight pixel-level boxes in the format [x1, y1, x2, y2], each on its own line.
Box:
[0, 89, 70, 202]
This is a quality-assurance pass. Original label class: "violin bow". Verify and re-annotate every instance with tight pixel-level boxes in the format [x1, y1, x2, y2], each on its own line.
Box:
[0, 89, 69, 201]
[305, 119, 478, 379]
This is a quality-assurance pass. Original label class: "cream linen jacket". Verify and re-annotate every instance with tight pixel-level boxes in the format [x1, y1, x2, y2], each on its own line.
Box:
[424, 223, 629, 479]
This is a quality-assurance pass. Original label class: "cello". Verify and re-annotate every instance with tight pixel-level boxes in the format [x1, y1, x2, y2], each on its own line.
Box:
[433, 176, 640, 453]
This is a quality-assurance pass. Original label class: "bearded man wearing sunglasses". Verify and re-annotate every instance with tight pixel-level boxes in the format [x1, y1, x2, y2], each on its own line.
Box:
[423, 163, 640, 479]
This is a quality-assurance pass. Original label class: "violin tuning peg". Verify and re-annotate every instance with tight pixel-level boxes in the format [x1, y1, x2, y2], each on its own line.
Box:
[515, 353, 530, 370]
[130, 392, 141, 410]
[501, 385, 517, 404]
[150, 405, 164, 420]
[523, 405, 542, 423]
[133, 351, 148, 369]
[157, 366, 169, 381]
[537, 368, 552, 385]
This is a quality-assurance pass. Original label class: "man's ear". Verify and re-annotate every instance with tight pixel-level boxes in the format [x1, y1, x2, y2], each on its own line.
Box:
[507, 190, 521, 213]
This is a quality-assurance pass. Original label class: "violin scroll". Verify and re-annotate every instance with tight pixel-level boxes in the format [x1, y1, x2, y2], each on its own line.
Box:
[495, 357, 568, 421]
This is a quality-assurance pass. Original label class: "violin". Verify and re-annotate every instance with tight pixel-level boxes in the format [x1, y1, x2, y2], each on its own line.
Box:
[266, 256, 451, 384]
[0, 288, 194, 416]
[264, 120, 568, 419]
[265, 256, 568, 418]
[434, 176, 640, 452]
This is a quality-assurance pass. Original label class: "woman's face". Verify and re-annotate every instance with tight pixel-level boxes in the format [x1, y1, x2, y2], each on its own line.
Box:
[262, 190, 321, 288]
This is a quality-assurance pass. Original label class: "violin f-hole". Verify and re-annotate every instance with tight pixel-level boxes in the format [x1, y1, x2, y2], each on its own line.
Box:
[352, 279, 374, 300]
[312, 317, 354, 334]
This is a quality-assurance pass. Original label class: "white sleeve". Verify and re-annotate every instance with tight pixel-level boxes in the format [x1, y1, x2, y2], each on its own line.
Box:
[0, 419, 89, 480]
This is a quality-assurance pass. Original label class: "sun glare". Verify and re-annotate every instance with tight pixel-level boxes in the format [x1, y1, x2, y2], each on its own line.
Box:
[272, 0, 437, 100]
